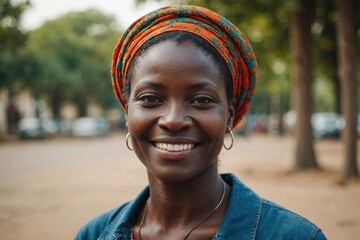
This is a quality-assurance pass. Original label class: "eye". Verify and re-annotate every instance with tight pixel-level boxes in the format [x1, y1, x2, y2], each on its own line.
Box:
[137, 93, 163, 106]
[191, 95, 215, 105]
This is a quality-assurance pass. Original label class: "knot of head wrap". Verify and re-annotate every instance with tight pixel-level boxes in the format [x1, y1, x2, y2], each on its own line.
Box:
[111, 5, 257, 127]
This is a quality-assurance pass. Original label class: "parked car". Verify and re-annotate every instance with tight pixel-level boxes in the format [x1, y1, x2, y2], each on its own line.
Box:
[17, 117, 58, 139]
[311, 112, 341, 138]
[71, 117, 109, 137]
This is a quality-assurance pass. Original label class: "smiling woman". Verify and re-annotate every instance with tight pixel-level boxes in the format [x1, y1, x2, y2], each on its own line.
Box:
[75, 5, 327, 240]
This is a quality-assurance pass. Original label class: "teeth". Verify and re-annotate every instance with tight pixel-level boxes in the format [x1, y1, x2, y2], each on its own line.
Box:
[155, 143, 195, 152]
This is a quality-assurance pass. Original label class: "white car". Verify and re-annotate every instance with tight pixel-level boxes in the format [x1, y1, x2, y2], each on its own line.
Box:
[311, 113, 341, 138]
[17, 118, 58, 139]
[71, 117, 109, 137]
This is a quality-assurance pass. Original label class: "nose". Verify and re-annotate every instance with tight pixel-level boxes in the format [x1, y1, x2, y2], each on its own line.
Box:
[158, 102, 192, 131]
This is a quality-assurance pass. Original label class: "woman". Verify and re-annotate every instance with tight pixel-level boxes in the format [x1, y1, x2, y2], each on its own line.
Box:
[76, 5, 326, 240]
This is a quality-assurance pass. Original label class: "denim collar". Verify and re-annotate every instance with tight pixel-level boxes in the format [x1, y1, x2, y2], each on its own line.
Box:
[214, 174, 261, 240]
[99, 173, 261, 240]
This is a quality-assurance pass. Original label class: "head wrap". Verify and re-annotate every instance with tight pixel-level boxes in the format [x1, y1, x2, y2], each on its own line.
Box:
[111, 5, 257, 126]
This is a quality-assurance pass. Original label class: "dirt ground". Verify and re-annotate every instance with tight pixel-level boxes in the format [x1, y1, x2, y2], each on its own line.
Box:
[0, 132, 359, 240]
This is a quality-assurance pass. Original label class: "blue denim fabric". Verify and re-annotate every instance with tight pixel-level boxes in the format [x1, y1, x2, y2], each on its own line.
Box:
[75, 173, 327, 240]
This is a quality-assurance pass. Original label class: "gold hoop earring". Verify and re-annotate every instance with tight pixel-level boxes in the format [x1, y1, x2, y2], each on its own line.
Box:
[125, 132, 134, 151]
[223, 128, 234, 150]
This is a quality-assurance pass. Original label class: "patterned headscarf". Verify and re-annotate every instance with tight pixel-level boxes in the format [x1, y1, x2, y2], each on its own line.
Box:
[111, 5, 257, 126]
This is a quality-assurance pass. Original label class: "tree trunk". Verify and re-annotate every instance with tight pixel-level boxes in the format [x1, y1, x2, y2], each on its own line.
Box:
[75, 95, 88, 117]
[289, 0, 318, 170]
[50, 89, 63, 119]
[334, 0, 359, 180]
[334, 68, 341, 114]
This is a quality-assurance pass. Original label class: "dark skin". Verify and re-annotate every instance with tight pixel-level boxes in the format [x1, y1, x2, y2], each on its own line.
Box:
[126, 41, 234, 240]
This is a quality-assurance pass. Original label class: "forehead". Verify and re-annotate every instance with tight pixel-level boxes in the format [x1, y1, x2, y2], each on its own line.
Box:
[132, 41, 222, 83]
[140, 41, 213, 66]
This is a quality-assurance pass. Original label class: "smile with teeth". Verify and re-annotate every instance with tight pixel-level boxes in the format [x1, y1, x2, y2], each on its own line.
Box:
[155, 143, 195, 152]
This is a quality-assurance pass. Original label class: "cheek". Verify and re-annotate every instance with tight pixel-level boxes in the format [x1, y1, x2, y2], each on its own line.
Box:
[126, 106, 156, 164]
[127, 106, 148, 134]
[127, 105, 156, 137]
[194, 109, 228, 138]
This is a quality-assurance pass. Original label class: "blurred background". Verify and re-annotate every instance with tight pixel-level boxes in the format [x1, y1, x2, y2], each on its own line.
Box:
[0, 0, 359, 239]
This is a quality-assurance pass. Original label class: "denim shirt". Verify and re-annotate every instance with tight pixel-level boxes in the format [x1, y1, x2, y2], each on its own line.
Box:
[75, 173, 327, 240]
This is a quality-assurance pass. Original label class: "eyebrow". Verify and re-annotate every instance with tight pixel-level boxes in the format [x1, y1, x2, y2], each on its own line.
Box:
[135, 81, 167, 90]
[136, 80, 218, 91]
[185, 81, 218, 91]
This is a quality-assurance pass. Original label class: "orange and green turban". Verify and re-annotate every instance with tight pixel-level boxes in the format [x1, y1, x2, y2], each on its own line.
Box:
[111, 5, 257, 127]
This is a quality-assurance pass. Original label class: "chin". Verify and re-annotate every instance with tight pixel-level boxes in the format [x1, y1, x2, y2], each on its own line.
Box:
[148, 169, 191, 184]
[148, 164, 217, 185]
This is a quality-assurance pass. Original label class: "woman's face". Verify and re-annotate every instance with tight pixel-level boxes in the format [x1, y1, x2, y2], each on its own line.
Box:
[126, 41, 234, 183]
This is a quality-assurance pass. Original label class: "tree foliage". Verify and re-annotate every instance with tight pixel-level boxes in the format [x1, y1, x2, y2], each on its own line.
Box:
[24, 9, 120, 117]
[0, 0, 31, 93]
[0, 0, 30, 51]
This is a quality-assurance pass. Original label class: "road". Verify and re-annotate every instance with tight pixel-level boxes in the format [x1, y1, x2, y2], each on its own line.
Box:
[0, 132, 359, 239]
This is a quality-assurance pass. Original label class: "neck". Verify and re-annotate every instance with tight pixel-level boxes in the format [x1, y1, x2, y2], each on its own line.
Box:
[145, 170, 225, 229]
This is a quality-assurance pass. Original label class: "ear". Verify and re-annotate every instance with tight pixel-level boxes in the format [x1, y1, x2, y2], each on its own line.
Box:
[227, 100, 236, 130]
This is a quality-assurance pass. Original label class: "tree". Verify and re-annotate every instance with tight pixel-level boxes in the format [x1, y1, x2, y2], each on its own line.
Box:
[25, 9, 119, 118]
[289, 0, 318, 170]
[0, 0, 31, 136]
[334, 0, 359, 180]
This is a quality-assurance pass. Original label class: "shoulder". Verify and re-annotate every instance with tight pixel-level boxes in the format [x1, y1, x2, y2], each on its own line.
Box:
[74, 187, 150, 240]
[219, 173, 326, 239]
[74, 202, 131, 240]
[257, 199, 327, 240]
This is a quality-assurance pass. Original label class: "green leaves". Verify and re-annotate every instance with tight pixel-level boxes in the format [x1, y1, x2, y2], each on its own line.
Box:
[21, 9, 120, 117]
[0, 0, 30, 52]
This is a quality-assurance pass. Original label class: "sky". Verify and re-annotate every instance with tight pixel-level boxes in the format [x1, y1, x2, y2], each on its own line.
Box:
[22, 0, 171, 30]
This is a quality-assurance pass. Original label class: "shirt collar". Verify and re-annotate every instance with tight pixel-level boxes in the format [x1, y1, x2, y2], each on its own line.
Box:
[98, 188, 149, 240]
[214, 173, 261, 240]
[101, 173, 261, 240]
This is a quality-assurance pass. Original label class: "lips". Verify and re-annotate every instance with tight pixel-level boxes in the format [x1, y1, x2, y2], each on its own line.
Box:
[155, 142, 195, 152]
